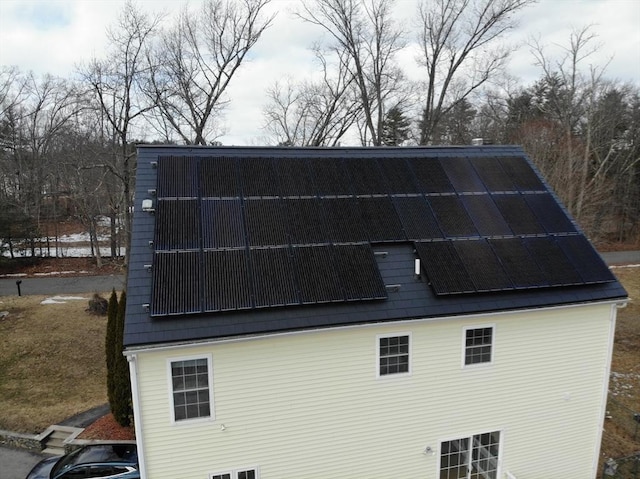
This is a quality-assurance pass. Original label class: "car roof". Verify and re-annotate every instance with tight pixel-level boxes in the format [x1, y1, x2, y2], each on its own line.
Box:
[52, 444, 137, 475]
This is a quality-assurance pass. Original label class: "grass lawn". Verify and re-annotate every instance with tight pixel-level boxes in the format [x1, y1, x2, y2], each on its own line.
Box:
[0, 292, 114, 434]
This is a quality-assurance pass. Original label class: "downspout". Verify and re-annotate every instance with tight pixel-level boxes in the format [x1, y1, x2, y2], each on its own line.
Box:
[127, 353, 147, 479]
[591, 301, 627, 478]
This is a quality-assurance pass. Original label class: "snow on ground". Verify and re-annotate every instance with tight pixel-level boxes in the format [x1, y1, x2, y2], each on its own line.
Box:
[2, 246, 124, 258]
[40, 295, 87, 304]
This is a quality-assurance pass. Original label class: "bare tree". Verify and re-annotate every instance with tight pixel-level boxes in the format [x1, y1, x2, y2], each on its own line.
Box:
[297, 0, 405, 145]
[416, 0, 535, 144]
[147, 0, 274, 145]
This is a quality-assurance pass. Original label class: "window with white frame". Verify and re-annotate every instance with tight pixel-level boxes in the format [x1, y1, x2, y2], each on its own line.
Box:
[170, 356, 213, 422]
[377, 334, 410, 377]
[440, 431, 500, 479]
[464, 326, 493, 366]
[210, 468, 258, 479]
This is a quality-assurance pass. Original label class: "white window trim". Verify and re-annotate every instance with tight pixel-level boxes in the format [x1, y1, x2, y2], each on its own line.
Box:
[209, 466, 260, 479]
[437, 429, 503, 478]
[376, 332, 412, 379]
[167, 353, 215, 425]
[462, 324, 495, 369]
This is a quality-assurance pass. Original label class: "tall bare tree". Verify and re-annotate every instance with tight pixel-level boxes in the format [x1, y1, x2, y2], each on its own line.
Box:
[417, 0, 535, 144]
[147, 0, 274, 145]
[297, 0, 405, 145]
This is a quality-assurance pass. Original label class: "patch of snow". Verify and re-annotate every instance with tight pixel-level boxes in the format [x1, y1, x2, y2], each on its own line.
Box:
[40, 295, 87, 305]
[3, 246, 125, 258]
[0, 273, 27, 278]
[610, 264, 640, 269]
[34, 271, 80, 276]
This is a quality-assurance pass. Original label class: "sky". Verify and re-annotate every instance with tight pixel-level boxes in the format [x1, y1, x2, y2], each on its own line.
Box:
[1, 0, 639, 145]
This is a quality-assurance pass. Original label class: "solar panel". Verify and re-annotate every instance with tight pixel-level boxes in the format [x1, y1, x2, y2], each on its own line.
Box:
[203, 249, 252, 311]
[325, 197, 368, 243]
[493, 194, 544, 235]
[201, 199, 245, 249]
[414, 241, 475, 295]
[250, 247, 299, 307]
[151, 251, 201, 315]
[308, 157, 352, 196]
[345, 157, 387, 195]
[555, 235, 616, 284]
[428, 196, 478, 237]
[489, 238, 548, 288]
[469, 157, 515, 192]
[408, 157, 454, 193]
[293, 245, 344, 303]
[379, 157, 418, 194]
[523, 237, 582, 286]
[244, 199, 288, 246]
[440, 157, 486, 193]
[155, 199, 200, 250]
[498, 156, 544, 191]
[358, 197, 405, 242]
[332, 244, 388, 300]
[393, 196, 443, 240]
[462, 195, 511, 237]
[239, 157, 278, 197]
[284, 198, 329, 245]
[274, 157, 315, 197]
[525, 194, 576, 233]
[157, 156, 198, 198]
[200, 156, 240, 198]
[454, 240, 512, 292]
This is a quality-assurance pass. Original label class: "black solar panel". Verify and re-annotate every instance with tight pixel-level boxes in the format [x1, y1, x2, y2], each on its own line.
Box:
[155, 199, 200, 250]
[379, 157, 418, 194]
[325, 198, 368, 243]
[429, 196, 478, 237]
[244, 199, 288, 246]
[415, 241, 476, 295]
[200, 156, 240, 198]
[440, 157, 486, 193]
[151, 251, 201, 315]
[525, 194, 576, 233]
[201, 199, 245, 249]
[499, 156, 544, 191]
[470, 157, 515, 192]
[157, 156, 198, 198]
[332, 244, 388, 300]
[293, 245, 344, 303]
[408, 157, 454, 193]
[556, 235, 616, 284]
[250, 247, 299, 307]
[454, 240, 512, 292]
[308, 157, 352, 196]
[493, 194, 544, 235]
[358, 197, 405, 242]
[239, 157, 278, 197]
[274, 157, 315, 197]
[393, 197, 443, 240]
[284, 198, 329, 245]
[489, 238, 548, 288]
[462, 195, 511, 237]
[203, 249, 252, 311]
[345, 157, 387, 195]
[524, 237, 582, 286]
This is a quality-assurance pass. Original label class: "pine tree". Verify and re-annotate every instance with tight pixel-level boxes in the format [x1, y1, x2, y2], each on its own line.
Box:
[105, 289, 118, 409]
[112, 290, 132, 426]
[381, 106, 411, 146]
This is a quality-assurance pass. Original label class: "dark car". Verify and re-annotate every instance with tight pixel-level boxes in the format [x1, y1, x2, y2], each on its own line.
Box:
[26, 443, 138, 479]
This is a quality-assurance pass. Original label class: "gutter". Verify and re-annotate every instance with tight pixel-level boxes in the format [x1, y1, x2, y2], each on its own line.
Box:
[127, 354, 147, 479]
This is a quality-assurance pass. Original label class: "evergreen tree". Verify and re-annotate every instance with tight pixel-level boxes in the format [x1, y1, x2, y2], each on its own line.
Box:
[112, 290, 132, 426]
[381, 106, 411, 146]
[105, 289, 118, 409]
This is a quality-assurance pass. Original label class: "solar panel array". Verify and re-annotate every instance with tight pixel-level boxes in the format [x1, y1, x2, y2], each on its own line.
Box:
[150, 153, 615, 316]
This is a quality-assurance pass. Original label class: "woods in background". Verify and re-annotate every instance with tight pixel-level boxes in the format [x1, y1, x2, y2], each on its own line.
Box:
[1, 0, 638, 260]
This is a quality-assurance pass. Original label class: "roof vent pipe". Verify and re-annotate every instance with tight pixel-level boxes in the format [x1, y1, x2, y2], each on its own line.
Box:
[415, 259, 421, 279]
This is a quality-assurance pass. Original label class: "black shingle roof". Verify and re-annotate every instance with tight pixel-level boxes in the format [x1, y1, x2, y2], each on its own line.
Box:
[123, 145, 627, 348]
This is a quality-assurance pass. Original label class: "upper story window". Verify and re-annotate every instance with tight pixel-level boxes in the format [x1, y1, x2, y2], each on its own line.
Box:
[377, 333, 411, 377]
[464, 326, 494, 366]
[169, 355, 213, 422]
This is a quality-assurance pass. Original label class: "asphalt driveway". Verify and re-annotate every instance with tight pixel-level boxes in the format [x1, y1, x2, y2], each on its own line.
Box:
[0, 446, 47, 479]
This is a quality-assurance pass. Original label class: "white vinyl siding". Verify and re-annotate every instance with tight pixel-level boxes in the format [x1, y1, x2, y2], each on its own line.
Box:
[134, 302, 616, 479]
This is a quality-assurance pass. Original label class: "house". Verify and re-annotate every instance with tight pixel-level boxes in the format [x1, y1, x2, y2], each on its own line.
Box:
[123, 145, 627, 479]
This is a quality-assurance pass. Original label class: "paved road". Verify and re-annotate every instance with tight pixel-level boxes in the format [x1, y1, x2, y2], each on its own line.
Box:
[0, 446, 47, 479]
[0, 274, 125, 297]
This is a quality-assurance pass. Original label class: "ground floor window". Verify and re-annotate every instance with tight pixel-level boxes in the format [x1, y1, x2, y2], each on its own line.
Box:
[210, 468, 258, 479]
[440, 431, 500, 479]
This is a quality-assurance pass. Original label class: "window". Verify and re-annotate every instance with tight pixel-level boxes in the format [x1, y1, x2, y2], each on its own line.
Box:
[170, 356, 213, 422]
[440, 431, 500, 479]
[210, 468, 258, 479]
[464, 326, 494, 366]
[377, 333, 410, 377]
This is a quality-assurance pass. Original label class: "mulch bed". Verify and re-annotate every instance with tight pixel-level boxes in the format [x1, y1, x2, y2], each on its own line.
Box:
[78, 413, 135, 441]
